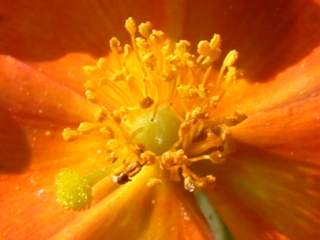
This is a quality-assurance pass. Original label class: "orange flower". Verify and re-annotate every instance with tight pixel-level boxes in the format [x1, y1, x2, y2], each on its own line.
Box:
[1, 0, 320, 239]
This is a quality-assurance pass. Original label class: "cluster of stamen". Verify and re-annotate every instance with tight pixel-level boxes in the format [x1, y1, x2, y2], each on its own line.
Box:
[59, 17, 246, 209]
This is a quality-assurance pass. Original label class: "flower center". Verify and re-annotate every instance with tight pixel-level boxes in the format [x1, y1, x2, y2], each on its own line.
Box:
[131, 107, 180, 155]
[57, 17, 247, 209]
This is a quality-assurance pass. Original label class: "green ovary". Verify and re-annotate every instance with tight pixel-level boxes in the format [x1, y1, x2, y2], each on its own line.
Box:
[131, 107, 181, 155]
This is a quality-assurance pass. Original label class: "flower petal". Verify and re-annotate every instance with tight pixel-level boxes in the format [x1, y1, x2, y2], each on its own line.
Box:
[233, 88, 320, 166]
[0, 0, 168, 91]
[203, 89, 320, 239]
[50, 170, 213, 240]
[217, 48, 320, 117]
[0, 55, 97, 123]
[206, 146, 320, 239]
[182, 0, 320, 81]
[0, 116, 114, 239]
[0, 114, 211, 239]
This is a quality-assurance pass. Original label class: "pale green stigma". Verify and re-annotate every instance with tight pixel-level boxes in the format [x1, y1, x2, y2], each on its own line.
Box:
[131, 107, 181, 155]
[56, 169, 91, 210]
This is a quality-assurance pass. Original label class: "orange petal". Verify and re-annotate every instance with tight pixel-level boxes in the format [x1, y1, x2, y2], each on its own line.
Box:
[205, 146, 320, 239]
[51, 169, 213, 240]
[0, 112, 113, 239]
[0, 114, 211, 239]
[181, 0, 320, 81]
[203, 52, 320, 238]
[232, 88, 320, 166]
[217, 47, 320, 117]
[0, 55, 98, 123]
[141, 183, 213, 240]
[0, 0, 168, 92]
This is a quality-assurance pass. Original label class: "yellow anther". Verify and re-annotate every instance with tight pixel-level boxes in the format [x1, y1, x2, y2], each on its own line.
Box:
[176, 40, 191, 53]
[177, 84, 206, 99]
[138, 21, 152, 38]
[206, 175, 216, 183]
[223, 50, 239, 67]
[99, 126, 114, 138]
[140, 96, 154, 108]
[142, 52, 156, 69]
[109, 37, 122, 53]
[149, 30, 166, 44]
[94, 107, 107, 122]
[177, 85, 197, 98]
[209, 34, 221, 50]
[112, 107, 128, 123]
[136, 37, 149, 50]
[140, 150, 156, 164]
[197, 40, 211, 56]
[184, 176, 196, 192]
[125, 17, 137, 36]
[82, 65, 97, 75]
[85, 90, 95, 101]
[190, 106, 207, 119]
[96, 58, 107, 70]
[78, 122, 98, 133]
[62, 128, 79, 141]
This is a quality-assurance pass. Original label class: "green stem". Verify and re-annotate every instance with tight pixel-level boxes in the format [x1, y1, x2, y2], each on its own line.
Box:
[194, 191, 234, 240]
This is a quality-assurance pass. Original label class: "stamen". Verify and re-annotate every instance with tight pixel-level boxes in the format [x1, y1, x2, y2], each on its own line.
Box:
[58, 17, 247, 209]
[62, 128, 79, 141]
